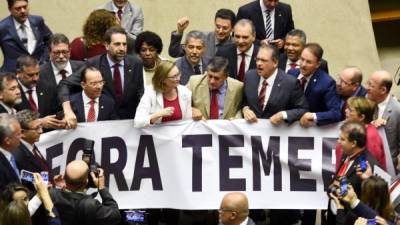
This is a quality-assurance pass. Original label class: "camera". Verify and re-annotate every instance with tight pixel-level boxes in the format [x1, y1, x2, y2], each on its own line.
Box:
[81, 138, 100, 188]
[328, 176, 348, 196]
[125, 210, 147, 224]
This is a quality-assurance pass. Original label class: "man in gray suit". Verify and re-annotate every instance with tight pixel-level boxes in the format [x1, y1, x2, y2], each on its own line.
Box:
[175, 30, 209, 85]
[98, 0, 143, 40]
[367, 70, 400, 172]
[218, 192, 255, 225]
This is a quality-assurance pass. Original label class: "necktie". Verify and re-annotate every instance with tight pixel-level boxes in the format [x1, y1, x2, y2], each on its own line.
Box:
[238, 52, 246, 82]
[117, 9, 123, 21]
[258, 80, 268, 110]
[19, 24, 28, 49]
[10, 155, 20, 178]
[265, 9, 273, 39]
[87, 100, 96, 122]
[32, 145, 49, 172]
[27, 89, 38, 112]
[193, 65, 201, 74]
[59, 69, 67, 80]
[287, 68, 300, 77]
[113, 63, 123, 104]
[299, 77, 307, 91]
[289, 62, 297, 69]
[210, 90, 219, 119]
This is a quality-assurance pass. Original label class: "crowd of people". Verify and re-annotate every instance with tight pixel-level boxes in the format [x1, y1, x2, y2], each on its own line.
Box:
[0, 0, 399, 225]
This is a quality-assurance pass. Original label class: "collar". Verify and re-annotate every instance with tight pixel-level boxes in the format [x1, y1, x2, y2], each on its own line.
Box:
[237, 44, 254, 56]
[211, 79, 228, 93]
[286, 59, 300, 67]
[262, 68, 278, 85]
[51, 61, 72, 75]
[20, 139, 34, 153]
[13, 17, 31, 30]
[0, 102, 16, 114]
[260, 0, 275, 13]
[239, 217, 249, 225]
[378, 94, 391, 108]
[18, 79, 36, 93]
[345, 149, 364, 161]
[111, 2, 127, 12]
[0, 146, 12, 161]
[106, 54, 124, 68]
[215, 33, 232, 46]
[82, 92, 99, 105]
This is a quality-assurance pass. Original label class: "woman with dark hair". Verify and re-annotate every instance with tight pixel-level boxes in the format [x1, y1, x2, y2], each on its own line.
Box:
[335, 96, 386, 170]
[70, 9, 118, 61]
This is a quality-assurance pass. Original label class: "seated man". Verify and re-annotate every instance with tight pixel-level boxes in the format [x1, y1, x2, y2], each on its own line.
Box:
[70, 66, 118, 122]
[50, 160, 121, 225]
[218, 192, 255, 225]
[188, 56, 243, 120]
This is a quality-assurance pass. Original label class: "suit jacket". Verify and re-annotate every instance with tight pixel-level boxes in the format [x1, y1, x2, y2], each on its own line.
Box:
[134, 85, 192, 128]
[0, 151, 20, 191]
[243, 69, 308, 123]
[13, 143, 47, 174]
[381, 95, 400, 169]
[187, 74, 243, 119]
[278, 53, 329, 74]
[70, 92, 119, 122]
[98, 1, 143, 39]
[175, 56, 209, 85]
[39, 60, 85, 87]
[236, 1, 294, 41]
[219, 217, 256, 225]
[58, 54, 144, 119]
[216, 43, 260, 80]
[0, 15, 52, 72]
[0, 104, 10, 114]
[15, 81, 59, 117]
[339, 85, 367, 120]
[290, 68, 341, 126]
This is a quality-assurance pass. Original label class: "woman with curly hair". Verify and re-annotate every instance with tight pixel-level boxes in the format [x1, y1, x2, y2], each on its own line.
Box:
[70, 9, 118, 61]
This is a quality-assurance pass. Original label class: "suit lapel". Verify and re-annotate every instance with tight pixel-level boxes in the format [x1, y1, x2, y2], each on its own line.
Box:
[199, 78, 211, 118]
[36, 83, 46, 114]
[20, 144, 43, 172]
[100, 56, 116, 98]
[254, 3, 266, 39]
[223, 80, 234, 119]
[8, 16, 27, 52]
[382, 96, 393, 121]
[97, 96, 106, 121]
[264, 72, 283, 113]
[249, 73, 262, 115]
[123, 59, 132, 101]
[274, 6, 283, 38]
[305, 72, 319, 96]
[0, 152, 19, 181]
[76, 94, 86, 122]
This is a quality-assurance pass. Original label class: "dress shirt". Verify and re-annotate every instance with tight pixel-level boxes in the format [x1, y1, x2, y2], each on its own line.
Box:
[19, 80, 38, 108]
[285, 59, 300, 73]
[260, 0, 275, 40]
[13, 18, 37, 54]
[236, 45, 254, 74]
[210, 80, 227, 119]
[0, 102, 16, 114]
[28, 195, 42, 216]
[82, 92, 99, 122]
[240, 217, 249, 225]
[192, 61, 203, 74]
[51, 61, 73, 85]
[258, 69, 278, 111]
[0, 147, 12, 162]
[20, 139, 35, 155]
[377, 94, 391, 119]
[106, 55, 125, 91]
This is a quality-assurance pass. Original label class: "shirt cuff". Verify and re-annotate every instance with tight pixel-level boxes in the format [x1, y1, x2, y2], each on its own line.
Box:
[350, 199, 360, 209]
[28, 195, 42, 216]
[282, 111, 288, 120]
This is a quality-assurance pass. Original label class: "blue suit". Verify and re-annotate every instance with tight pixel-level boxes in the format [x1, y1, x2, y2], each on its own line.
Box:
[291, 68, 341, 126]
[0, 15, 52, 72]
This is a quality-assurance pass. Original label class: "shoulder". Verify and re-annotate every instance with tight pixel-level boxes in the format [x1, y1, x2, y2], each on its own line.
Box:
[218, 43, 236, 53]
[239, 1, 259, 11]
[0, 16, 12, 28]
[28, 15, 44, 23]
[276, 2, 292, 11]
[177, 85, 191, 95]
[70, 92, 82, 102]
[315, 69, 335, 84]
[227, 77, 243, 88]
[125, 54, 142, 64]
[100, 94, 115, 104]
[188, 74, 205, 84]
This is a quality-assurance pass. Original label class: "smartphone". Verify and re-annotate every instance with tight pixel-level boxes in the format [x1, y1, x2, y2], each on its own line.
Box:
[125, 210, 146, 223]
[20, 170, 35, 182]
[339, 178, 348, 196]
[359, 154, 367, 172]
[40, 171, 49, 185]
[366, 218, 376, 225]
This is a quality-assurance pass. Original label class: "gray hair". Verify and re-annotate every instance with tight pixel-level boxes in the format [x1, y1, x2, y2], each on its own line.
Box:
[0, 113, 18, 145]
[184, 30, 206, 46]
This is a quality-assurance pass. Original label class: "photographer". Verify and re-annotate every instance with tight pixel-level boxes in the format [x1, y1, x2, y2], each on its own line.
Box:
[49, 160, 121, 225]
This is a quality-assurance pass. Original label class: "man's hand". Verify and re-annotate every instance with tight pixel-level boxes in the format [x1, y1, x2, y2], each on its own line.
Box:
[192, 107, 203, 121]
[41, 115, 66, 129]
[274, 39, 285, 49]
[300, 112, 315, 127]
[270, 112, 284, 125]
[177, 16, 189, 35]
[242, 107, 257, 123]
[91, 168, 105, 190]
[371, 118, 386, 128]
[354, 217, 368, 225]
[53, 174, 66, 189]
[63, 101, 77, 129]
[338, 184, 358, 206]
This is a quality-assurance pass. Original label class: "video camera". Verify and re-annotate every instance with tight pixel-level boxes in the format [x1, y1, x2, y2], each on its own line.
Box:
[81, 138, 100, 188]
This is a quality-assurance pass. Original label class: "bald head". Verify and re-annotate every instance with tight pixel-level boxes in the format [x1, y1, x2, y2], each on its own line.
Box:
[219, 192, 249, 225]
[336, 66, 363, 97]
[65, 160, 89, 190]
[366, 70, 392, 103]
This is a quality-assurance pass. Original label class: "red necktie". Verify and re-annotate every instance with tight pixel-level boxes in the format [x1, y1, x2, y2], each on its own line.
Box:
[87, 100, 96, 122]
[238, 52, 246, 81]
[113, 63, 123, 104]
[299, 77, 307, 91]
[59, 69, 67, 80]
[258, 80, 268, 110]
[117, 9, 123, 21]
[32, 145, 49, 172]
[290, 62, 297, 69]
[27, 89, 38, 112]
[210, 90, 219, 119]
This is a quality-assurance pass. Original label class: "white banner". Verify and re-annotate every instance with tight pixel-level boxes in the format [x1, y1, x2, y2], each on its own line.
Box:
[37, 119, 340, 210]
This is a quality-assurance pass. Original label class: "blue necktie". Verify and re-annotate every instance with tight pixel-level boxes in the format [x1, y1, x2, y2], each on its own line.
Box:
[10, 155, 20, 178]
[287, 68, 300, 77]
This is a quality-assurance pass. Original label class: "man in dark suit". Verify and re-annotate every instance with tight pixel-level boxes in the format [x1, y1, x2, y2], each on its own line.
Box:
[325, 121, 378, 225]
[70, 67, 118, 122]
[0, 73, 22, 114]
[175, 30, 209, 85]
[218, 192, 255, 225]
[0, 113, 22, 191]
[216, 19, 259, 81]
[236, 0, 294, 49]
[40, 33, 85, 87]
[59, 26, 144, 128]
[241, 43, 307, 225]
[336, 66, 367, 120]
[14, 55, 65, 129]
[278, 29, 329, 74]
[297, 43, 341, 127]
[0, 0, 52, 72]
[242, 43, 308, 125]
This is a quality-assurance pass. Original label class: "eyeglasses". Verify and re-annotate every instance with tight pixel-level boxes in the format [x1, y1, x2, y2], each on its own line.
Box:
[167, 73, 181, 80]
[51, 50, 70, 56]
[87, 80, 106, 87]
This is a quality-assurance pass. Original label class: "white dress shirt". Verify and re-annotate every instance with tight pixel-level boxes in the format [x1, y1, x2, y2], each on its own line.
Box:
[377, 94, 391, 119]
[51, 61, 73, 85]
[285, 59, 300, 73]
[260, 0, 275, 40]
[82, 92, 99, 122]
[236, 45, 254, 74]
[13, 18, 37, 54]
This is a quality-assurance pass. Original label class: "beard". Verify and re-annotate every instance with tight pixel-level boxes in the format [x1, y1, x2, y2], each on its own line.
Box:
[53, 61, 68, 70]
